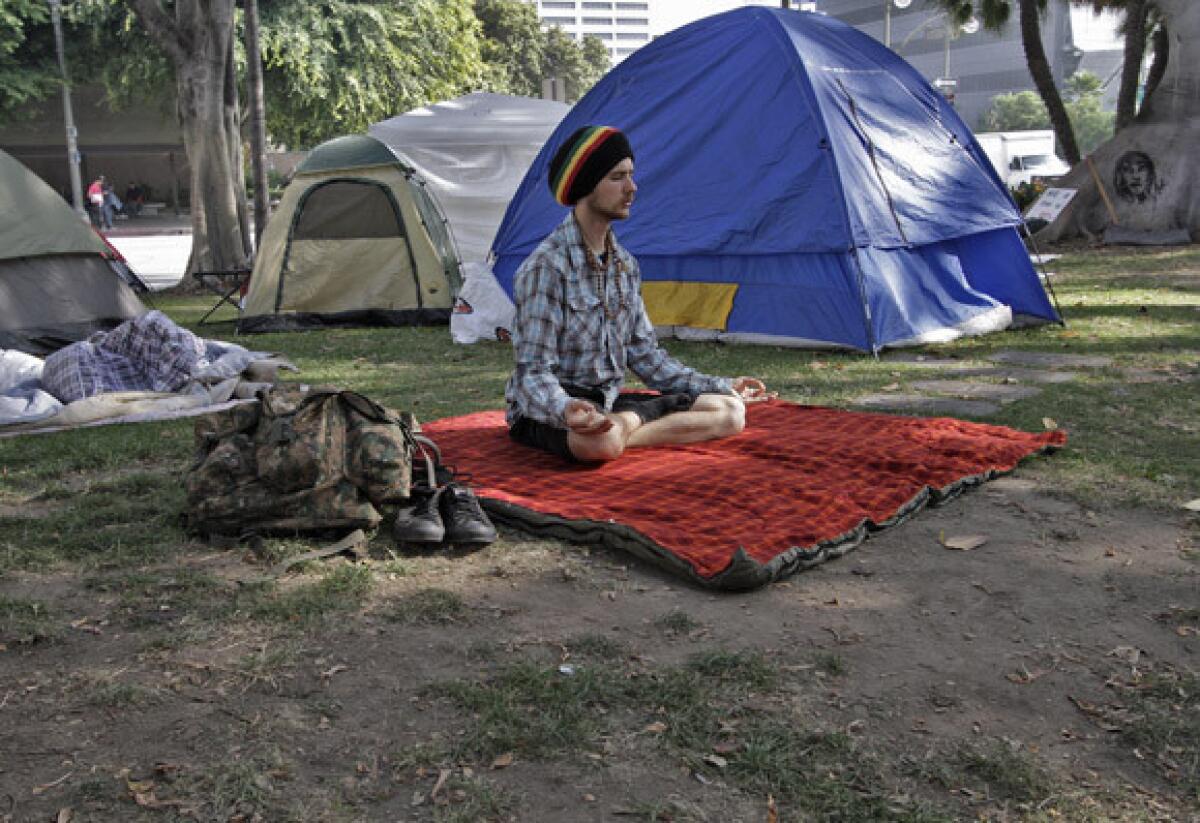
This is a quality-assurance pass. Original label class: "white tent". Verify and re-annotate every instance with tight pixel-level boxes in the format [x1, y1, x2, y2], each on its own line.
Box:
[368, 92, 569, 265]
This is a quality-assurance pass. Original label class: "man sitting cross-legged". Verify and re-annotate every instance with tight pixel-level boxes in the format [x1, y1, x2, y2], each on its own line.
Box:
[505, 125, 773, 464]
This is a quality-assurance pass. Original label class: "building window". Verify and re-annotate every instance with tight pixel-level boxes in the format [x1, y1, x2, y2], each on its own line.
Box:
[588, 31, 613, 39]
[615, 32, 648, 40]
[542, 16, 576, 25]
[615, 17, 648, 25]
[582, 16, 612, 24]
[615, 47, 640, 55]
[615, 1, 648, 8]
[581, 1, 611, 7]
[541, 1, 576, 8]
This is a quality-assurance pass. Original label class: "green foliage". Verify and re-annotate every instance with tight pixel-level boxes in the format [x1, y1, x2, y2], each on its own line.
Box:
[1010, 178, 1047, 211]
[260, 0, 486, 149]
[980, 71, 1114, 155]
[65, 0, 174, 113]
[476, 0, 609, 102]
[980, 90, 1049, 132]
[0, 0, 58, 122]
[1063, 71, 1115, 154]
[474, 0, 546, 97]
[543, 26, 607, 103]
[578, 35, 611, 93]
[3, 0, 612, 150]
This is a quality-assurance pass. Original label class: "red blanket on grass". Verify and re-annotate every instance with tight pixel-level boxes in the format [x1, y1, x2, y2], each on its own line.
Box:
[423, 401, 1066, 590]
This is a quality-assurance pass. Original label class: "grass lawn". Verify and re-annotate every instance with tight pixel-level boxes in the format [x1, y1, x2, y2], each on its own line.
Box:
[0, 245, 1196, 821]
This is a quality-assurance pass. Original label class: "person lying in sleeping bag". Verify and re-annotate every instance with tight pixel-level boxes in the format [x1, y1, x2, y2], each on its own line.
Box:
[505, 125, 773, 464]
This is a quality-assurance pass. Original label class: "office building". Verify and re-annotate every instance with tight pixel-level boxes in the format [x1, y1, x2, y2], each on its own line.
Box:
[529, 0, 652, 64]
[814, 0, 1124, 130]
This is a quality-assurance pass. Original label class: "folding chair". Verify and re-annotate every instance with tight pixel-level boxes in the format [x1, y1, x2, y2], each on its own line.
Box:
[193, 268, 252, 324]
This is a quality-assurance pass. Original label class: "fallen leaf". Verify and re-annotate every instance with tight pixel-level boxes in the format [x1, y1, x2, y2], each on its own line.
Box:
[643, 721, 667, 734]
[703, 754, 728, 769]
[1108, 646, 1141, 665]
[32, 772, 74, 795]
[429, 768, 450, 800]
[1006, 666, 1048, 685]
[881, 382, 901, 391]
[1042, 417, 1058, 430]
[56, 808, 73, 823]
[131, 790, 163, 809]
[942, 534, 988, 551]
[1183, 499, 1200, 512]
[490, 752, 514, 770]
[712, 740, 741, 754]
[321, 664, 348, 678]
[767, 794, 778, 823]
[1176, 626, 1198, 637]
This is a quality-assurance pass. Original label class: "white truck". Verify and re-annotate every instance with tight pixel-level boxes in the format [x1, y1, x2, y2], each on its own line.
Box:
[974, 130, 1071, 188]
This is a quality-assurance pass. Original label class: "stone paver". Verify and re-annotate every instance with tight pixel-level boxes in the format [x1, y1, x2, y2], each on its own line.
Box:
[908, 380, 1042, 403]
[893, 366, 1080, 384]
[987, 368, 1080, 385]
[852, 394, 1001, 417]
[988, 350, 1112, 370]
[880, 355, 984, 371]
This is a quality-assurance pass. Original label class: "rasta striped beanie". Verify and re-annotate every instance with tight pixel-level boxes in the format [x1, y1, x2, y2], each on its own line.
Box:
[547, 125, 634, 206]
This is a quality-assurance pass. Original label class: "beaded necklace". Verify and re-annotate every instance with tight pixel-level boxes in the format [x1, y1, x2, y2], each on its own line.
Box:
[582, 229, 628, 321]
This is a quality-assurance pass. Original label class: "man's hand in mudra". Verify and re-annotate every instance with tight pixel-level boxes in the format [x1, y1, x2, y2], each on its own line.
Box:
[564, 399, 614, 434]
[732, 376, 776, 404]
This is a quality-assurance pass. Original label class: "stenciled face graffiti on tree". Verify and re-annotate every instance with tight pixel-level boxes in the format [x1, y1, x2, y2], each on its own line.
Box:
[1113, 151, 1164, 204]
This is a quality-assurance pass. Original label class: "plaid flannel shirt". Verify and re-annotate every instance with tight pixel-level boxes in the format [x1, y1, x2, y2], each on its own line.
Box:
[505, 214, 732, 428]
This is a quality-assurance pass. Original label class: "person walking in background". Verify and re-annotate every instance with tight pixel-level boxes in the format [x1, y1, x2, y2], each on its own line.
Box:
[86, 174, 106, 229]
[100, 180, 122, 228]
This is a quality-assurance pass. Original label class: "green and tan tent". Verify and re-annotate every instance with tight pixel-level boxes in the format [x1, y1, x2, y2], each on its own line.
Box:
[240, 135, 462, 333]
[0, 149, 146, 355]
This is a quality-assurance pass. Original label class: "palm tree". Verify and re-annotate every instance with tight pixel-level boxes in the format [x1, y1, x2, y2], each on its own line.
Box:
[929, 1, 1195, 239]
[929, 0, 1079, 163]
[1039, 0, 1197, 240]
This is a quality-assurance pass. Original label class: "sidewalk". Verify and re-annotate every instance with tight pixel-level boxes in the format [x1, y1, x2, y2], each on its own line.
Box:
[102, 210, 193, 238]
[102, 212, 193, 291]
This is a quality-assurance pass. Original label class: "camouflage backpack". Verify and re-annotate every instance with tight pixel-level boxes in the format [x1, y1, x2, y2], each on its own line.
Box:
[184, 385, 423, 535]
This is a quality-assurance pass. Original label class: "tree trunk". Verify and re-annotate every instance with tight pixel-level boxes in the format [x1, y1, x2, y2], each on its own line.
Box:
[245, 0, 270, 252]
[128, 0, 251, 274]
[1019, 0, 1081, 165]
[1115, 0, 1148, 131]
[1141, 21, 1169, 116]
[1038, 1, 1198, 242]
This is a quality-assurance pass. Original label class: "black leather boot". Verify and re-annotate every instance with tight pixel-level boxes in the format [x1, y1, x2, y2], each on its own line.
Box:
[439, 483, 497, 545]
[392, 487, 445, 545]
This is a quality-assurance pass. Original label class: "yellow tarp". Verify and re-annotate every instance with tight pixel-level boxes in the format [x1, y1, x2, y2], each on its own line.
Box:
[642, 281, 738, 330]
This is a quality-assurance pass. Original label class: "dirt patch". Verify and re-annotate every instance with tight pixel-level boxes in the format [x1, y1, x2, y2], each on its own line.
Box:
[1, 472, 1197, 821]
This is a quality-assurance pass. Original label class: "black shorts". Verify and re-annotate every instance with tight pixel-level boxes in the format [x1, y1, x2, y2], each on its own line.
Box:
[509, 385, 693, 463]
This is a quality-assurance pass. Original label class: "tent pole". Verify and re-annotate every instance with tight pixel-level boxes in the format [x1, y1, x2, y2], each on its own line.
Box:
[1019, 221, 1066, 327]
[848, 248, 879, 356]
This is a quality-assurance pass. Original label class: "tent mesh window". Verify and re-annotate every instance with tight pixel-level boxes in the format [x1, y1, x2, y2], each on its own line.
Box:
[293, 181, 406, 239]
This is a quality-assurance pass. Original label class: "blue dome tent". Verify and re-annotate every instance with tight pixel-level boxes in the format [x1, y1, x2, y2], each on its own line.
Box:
[489, 7, 1059, 352]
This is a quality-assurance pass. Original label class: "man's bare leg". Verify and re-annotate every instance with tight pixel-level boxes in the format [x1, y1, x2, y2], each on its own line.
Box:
[625, 393, 744, 448]
[568, 394, 744, 461]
